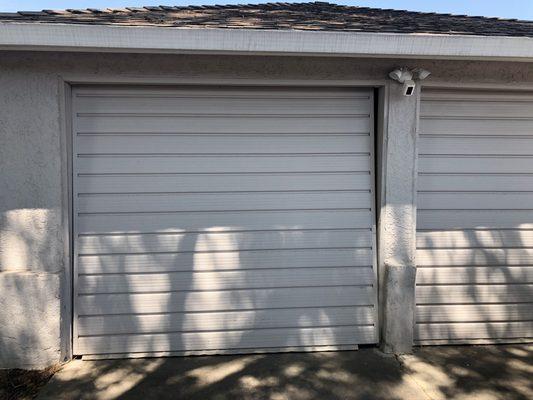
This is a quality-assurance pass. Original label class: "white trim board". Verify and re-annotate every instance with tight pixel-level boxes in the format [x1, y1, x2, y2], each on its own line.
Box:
[2, 23, 533, 61]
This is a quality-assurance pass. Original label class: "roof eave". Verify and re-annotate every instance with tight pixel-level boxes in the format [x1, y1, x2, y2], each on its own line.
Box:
[1, 22, 533, 61]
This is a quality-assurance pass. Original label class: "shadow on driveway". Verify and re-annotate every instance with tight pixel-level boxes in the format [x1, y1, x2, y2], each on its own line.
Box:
[36, 344, 532, 400]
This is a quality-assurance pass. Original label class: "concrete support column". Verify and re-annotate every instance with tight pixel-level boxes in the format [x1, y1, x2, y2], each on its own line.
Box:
[0, 71, 65, 368]
[379, 80, 420, 354]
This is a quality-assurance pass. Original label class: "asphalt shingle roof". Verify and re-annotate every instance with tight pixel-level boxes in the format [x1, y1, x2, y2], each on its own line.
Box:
[1, 2, 533, 37]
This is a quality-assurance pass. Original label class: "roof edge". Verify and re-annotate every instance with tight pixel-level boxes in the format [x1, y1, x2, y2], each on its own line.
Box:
[1, 22, 533, 61]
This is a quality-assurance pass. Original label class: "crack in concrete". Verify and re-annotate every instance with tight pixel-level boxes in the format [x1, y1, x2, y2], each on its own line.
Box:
[395, 354, 436, 400]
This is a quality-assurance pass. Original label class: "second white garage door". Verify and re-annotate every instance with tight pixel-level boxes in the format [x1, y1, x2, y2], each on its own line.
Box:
[416, 88, 533, 344]
[72, 85, 378, 357]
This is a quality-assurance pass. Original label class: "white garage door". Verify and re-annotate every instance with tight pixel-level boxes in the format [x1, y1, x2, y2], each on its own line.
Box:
[72, 85, 378, 357]
[416, 88, 533, 344]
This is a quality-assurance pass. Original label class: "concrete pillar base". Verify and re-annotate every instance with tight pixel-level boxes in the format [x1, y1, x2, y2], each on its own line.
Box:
[381, 264, 417, 354]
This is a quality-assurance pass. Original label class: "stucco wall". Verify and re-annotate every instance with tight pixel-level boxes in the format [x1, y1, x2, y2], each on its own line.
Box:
[1, 51, 533, 368]
[0, 63, 64, 368]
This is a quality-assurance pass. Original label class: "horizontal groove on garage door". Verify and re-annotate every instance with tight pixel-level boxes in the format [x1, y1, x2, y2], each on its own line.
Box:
[72, 85, 378, 356]
[76, 172, 372, 193]
[419, 156, 533, 174]
[417, 229, 533, 248]
[416, 88, 533, 343]
[418, 174, 533, 192]
[76, 306, 376, 336]
[416, 266, 533, 285]
[78, 248, 374, 274]
[418, 210, 533, 230]
[418, 192, 533, 210]
[415, 321, 533, 341]
[76, 191, 373, 213]
[416, 304, 533, 323]
[417, 248, 533, 266]
[76, 325, 378, 355]
[76, 154, 371, 174]
[77, 267, 376, 294]
[77, 210, 374, 234]
[76, 134, 372, 154]
[416, 284, 533, 304]
[77, 229, 373, 255]
[75, 91, 372, 112]
[75, 116, 371, 134]
[78, 286, 376, 315]
[78, 210, 372, 234]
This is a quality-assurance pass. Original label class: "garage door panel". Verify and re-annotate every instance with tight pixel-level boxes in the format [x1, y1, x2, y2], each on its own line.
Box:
[418, 192, 533, 210]
[416, 304, 533, 323]
[78, 286, 376, 315]
[417, 248, 533, 266]
[77, 306, 375, 336]
[415, 321, 533, 341]
[76, 133, 371, 155]
[416, 284, 533, 304]
[77, 210, 374, 234]
[421, 101, 533, 119]
[77, 172, 372, 194]
[416, 266, 533, 285]
[78, 267, 376, 294]
[76, 325, 377, 356]
[75, 95, 372, 115]
[419, 118, 533, 135]
[416, 88, 533, 343]
[77, 191, 372, 214]
[417, 210, 533, 230]
[418, 174, 533, 192]
[76, 115, 371, 134]
[76, 97, 372, 115]
[417, 229, 533, 249]
[76, 154, 371, 174]
[77, 229, 373, 255]
[418, 156, 533, 174]
[419, 136, 533, 155]
[75, 86, 371, 102]
[78, 249, 374, 274]
[73, 85, 377, 356]
[421, 89, 533, 103]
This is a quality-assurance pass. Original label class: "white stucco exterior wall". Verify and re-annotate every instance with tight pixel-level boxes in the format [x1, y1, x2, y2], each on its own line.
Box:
[0, 67, 64, 368]
[2, 51, 533, 368]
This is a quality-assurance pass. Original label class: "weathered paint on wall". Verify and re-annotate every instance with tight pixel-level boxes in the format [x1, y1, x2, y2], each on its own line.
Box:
[2, 51, 533, 368]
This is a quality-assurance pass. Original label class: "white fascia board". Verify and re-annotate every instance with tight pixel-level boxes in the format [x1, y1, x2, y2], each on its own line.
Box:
[1, 22, 533, 61]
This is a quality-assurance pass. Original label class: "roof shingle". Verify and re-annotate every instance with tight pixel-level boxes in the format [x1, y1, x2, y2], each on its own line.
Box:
[1, 2, 533, 37]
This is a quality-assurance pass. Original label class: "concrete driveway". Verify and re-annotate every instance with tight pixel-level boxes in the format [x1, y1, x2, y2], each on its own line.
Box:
[37, 344, 532, 400]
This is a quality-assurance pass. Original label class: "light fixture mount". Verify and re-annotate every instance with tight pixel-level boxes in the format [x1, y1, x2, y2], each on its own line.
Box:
[388, 68, 431, 96]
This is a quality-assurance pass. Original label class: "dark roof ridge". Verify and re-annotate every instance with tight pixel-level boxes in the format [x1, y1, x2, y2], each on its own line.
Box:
[3, 2, 533, 38]
[9, 2, 532, 23]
